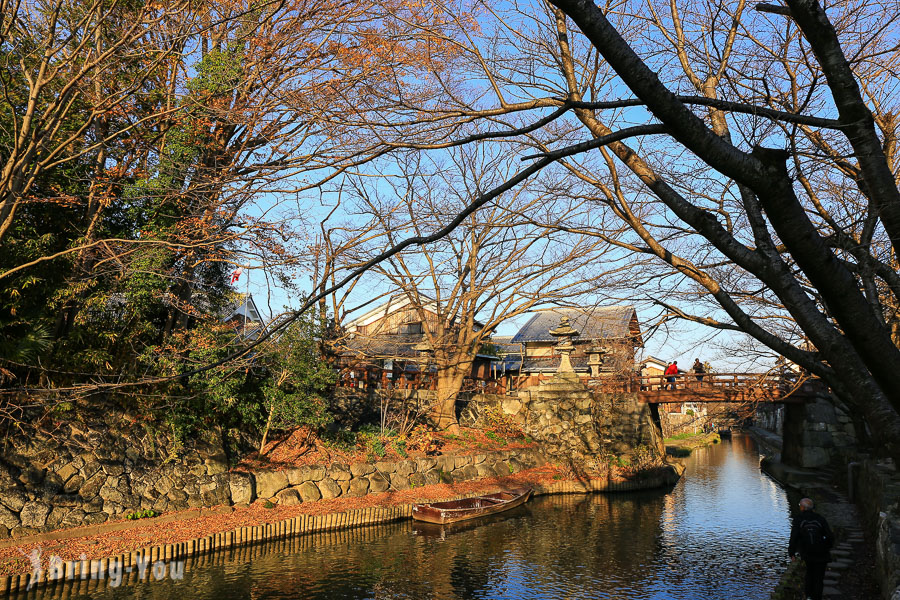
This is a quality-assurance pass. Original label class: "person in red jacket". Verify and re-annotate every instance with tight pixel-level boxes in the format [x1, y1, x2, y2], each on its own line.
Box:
[664, 360, 679, 390]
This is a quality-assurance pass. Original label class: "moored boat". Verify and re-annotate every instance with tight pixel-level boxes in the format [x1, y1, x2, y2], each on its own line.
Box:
[411, 487, 533, 525]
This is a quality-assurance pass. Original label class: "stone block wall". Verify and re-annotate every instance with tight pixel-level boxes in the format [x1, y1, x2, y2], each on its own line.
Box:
[463, 376, 665, 466]
[854, 459, 900, 599]
[0, 419, 232, 537]
[457, 393, 508, 427]
[519, 377, 601, 464]
[331, 388, 504, 430]
[591, 391, 664, 460]
[330, 388, 436, 429]
[754, 394, 857, 468]
[755, 404, 784, 435]
[250, 448, 547, 505]
[0, 406, 546, 538]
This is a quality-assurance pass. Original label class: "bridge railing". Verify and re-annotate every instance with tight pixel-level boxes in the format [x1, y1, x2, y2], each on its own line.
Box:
[588, 372, 820, 398]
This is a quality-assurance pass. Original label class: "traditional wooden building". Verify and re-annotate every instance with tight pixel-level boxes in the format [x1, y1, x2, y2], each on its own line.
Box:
[487, 335, 524, 393]
[223, 293, 266, 341]
[510, 306, 642, 386]
[337, 296, 497, 390]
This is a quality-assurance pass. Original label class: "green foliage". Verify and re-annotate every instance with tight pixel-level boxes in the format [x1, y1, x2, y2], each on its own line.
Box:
[260, 309, 338, 434]
[263, 500, 275, 509]
[667, 447, 692, 458]
[188, 46, 244, 97]
[665, 432, 704, 440]
[320, 430, 358, 452]
[125, 509, 158, 520]
[477, 342, 499, 357]
[485, 431, 507, 445]
[631, 444, 659, 470]
[144, 320, 262, 444]
[393, 439, 408, 458]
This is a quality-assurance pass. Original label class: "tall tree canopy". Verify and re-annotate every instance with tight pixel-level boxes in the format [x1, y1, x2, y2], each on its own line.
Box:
[0, 0, 452, 439]
[5, 0, 900, 456]
[312, 0, 900, 450]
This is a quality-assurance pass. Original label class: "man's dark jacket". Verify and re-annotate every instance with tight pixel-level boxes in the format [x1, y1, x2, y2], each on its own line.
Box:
[789, 510, 834, 563]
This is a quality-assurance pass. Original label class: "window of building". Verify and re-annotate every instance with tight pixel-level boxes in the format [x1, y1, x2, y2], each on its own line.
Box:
[399, 322, 423, 334]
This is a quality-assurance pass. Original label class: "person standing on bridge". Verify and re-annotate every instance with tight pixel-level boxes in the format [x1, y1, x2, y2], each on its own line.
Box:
[789, 497, 833, 600]
[664, 360, 679, 390]
[692, 358, 705, 382]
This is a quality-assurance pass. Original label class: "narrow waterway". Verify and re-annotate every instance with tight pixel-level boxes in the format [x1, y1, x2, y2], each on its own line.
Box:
[28, 434, 792, 600]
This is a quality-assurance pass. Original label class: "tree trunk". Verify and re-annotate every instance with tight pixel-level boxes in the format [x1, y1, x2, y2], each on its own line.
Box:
[433, 361, 470, 433]
[259, 405, 275, 455]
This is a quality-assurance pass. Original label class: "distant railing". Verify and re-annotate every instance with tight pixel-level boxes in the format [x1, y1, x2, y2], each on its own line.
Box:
[590, 372, 821, 399]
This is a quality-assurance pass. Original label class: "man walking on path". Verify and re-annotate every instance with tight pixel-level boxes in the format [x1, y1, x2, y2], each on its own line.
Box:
[789, 497, 834, 600]
[664, 360, 679, 390]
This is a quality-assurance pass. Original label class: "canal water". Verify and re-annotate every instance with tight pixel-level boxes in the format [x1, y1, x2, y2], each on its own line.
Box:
[29, 434, 792, 600]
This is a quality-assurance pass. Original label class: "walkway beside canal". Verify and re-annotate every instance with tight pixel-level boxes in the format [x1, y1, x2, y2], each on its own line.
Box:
[748, 427, 879, 599]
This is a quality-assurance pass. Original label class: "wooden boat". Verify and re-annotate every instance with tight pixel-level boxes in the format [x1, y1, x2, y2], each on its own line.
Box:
[718, 428, 732, 438]
[411, 510, 525, 539]
[411, 488, 532, 524]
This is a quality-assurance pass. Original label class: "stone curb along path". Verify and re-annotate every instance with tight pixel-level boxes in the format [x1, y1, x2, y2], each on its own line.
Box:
[0, 472, 681, 598]
[757, 456, 871, 598]
[767, 466, 867, 599]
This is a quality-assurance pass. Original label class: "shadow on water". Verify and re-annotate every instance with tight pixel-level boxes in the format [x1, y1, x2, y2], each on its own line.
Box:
[19, 434, 791, 600]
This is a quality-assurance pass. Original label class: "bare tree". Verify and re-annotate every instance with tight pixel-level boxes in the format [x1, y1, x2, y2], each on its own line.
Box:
[312, 0, 900, 452]
[339, 146, 621, 431]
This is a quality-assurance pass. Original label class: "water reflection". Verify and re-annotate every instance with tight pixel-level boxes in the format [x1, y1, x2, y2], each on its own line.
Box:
[23, 434, 789, 600]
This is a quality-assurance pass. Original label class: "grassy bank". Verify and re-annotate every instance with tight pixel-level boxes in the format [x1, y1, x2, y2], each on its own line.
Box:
[664, 432, 721, 457]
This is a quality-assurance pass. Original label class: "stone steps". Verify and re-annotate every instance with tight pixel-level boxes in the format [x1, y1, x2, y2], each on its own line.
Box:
[770, 467, 871, 599]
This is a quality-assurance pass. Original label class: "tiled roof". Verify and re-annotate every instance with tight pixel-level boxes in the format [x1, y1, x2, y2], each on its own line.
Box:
[490, 335, 523, 357]
[510, 306, 639, 344]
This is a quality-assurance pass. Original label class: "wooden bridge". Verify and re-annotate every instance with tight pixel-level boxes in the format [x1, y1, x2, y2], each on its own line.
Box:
[589, 372, 824, 404]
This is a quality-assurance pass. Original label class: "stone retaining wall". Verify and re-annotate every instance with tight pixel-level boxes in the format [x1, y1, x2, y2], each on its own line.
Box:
[0, 420, 231, 538]
[854, 458, 900, 599]
[753, 395, 858, 468]
[462, 376, 665, 466]
[0, 411, 546, 539]
[0, 474, 680, 597]
[0, 380, 664, 540]
[659, 411, 709, 438]
[249, 448, 548, 506]
[332, 388, 494, 430]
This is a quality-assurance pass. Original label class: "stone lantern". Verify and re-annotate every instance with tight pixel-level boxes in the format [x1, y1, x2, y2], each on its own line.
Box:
[549, 316, 580, 374]
[587, 344, 611, 377]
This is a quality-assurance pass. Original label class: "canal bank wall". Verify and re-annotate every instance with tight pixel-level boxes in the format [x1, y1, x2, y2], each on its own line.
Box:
[0, 418, 548, 539]
[462, 381, 665, 468]
[753, 395, 858, 468]
[853, 459, 900, 599]
[0, 465, 683, 597]
[1, 381, 671, 540]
